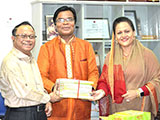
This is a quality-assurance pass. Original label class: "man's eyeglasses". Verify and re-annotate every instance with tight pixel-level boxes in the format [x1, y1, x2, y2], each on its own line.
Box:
[15, 34, 37, 39]
[56, 18, 74, 23]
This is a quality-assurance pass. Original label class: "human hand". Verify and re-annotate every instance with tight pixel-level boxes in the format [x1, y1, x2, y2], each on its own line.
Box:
[89, 89, 105, 101]
[122, 90, 138, 102]
[45, 102, 52, 117]
[50, 82, 62, 103]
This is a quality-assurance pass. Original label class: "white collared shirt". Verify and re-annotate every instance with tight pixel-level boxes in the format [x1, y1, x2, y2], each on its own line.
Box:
[0, 47, 50, 107]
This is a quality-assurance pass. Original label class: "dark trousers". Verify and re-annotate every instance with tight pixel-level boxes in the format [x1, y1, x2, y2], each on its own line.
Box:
[0, 115, 5, 120]
[4, 104, 47, 120]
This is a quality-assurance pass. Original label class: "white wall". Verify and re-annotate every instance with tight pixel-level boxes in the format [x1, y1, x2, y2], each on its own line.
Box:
[0, 0, 34, 64]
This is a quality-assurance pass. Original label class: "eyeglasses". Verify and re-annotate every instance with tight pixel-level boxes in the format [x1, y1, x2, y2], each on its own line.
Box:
[15, 34, 37, 39]
[56, 18, 74, 23]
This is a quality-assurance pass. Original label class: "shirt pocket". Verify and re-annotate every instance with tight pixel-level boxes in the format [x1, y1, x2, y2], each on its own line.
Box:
[80, 58, 88, 78]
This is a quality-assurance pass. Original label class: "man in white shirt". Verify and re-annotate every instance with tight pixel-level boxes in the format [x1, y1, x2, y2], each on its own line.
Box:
[0, 21, 60, 120]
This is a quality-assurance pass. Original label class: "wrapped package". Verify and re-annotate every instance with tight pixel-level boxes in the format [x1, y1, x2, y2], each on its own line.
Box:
[100, 110, 151, 120]
[56, 78, 93, 99]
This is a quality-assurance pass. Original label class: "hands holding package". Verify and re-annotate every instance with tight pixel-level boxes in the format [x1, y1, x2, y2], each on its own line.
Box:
[49, 82, 103, 102]
[49, 80, 140, 103]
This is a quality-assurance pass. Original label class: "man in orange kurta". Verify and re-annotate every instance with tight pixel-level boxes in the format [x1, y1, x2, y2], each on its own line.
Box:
[37, 6, 99, 120]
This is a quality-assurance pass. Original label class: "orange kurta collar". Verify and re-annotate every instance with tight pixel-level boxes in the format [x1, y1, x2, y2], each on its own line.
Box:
[59, 36, 75, 44]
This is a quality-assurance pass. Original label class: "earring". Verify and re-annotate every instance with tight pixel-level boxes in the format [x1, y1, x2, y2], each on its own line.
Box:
[115, 40, 118, 44]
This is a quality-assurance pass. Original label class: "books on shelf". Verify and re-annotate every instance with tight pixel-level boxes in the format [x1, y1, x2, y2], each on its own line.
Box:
[141, 35, 157, 40]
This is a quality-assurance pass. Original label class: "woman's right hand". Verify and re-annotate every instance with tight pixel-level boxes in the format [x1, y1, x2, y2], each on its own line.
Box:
[89, 89, 105, 101]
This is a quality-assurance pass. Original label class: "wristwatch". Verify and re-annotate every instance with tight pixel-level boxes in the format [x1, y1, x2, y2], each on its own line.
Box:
[140, 91, 144, 97]
[138, 88, 144, 97]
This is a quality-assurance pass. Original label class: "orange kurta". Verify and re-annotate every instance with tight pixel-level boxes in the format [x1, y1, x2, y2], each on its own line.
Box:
[37, 36, 99, 120]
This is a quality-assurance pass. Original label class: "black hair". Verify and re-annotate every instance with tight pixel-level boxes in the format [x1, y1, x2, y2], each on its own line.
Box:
[53, 6, 77, 25]
[112, 17, 135, 35]
[12, 21, 35, 36]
